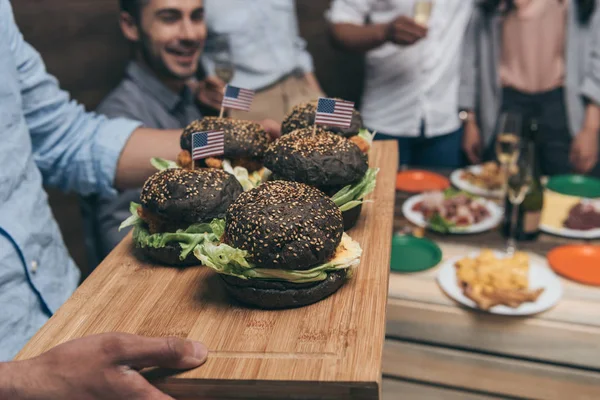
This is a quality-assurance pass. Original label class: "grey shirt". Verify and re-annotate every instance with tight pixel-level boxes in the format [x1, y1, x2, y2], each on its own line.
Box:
[81, 61, 202, 269]
[459, 0, 600, 146]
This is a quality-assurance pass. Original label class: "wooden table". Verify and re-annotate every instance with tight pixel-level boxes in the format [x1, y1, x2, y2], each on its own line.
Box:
[15, 142, 398, 400]
[383, 173, 600, 399]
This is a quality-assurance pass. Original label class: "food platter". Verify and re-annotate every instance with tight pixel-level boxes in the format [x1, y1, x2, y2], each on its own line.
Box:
[450, 164, 504, 198]
[540, 198, 600, 239]
[402, 192, 503, 234]
[437, 250, 563, 316]
[540, 224, 600, 240]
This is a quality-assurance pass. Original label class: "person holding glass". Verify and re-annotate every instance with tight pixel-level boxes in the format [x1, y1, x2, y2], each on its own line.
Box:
[327, 0, 474, 168]
[460, 0, 600, 177]
[199, 0, 324, 123]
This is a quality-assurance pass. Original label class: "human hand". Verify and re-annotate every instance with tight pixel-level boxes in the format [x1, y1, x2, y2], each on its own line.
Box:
[196, 75, 226, 110]
[260, 118, 282, 140]
[462, 119, 483, 164]
[386, 16, 428, 46]
[570, 128, 599, 173]
[4, 333, 208, 400]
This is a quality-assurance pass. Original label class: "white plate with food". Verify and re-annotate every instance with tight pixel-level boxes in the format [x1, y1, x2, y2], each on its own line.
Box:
[402, 190, 503, 234]
[437, 249, 563, 316]
[540, 199, 600, 239]
[450, 162, 505, 198]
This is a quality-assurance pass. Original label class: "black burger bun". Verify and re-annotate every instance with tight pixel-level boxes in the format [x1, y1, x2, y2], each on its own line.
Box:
[180, 117, 270, 160]
[140, 168, 243, 231]
[225, 181, 344, 270]
[220, 269, 349, 309]
[281, 100, 363, 137]
[263, 129, 369, 192]
[140, 242, 199, 267]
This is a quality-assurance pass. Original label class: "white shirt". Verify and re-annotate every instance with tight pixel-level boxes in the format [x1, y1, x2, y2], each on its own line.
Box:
[327, 0, 473, 137]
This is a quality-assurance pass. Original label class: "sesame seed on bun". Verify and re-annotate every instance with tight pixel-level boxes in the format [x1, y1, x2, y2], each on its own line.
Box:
[281, 100, 363, 137]
[225, 180, 344, 271]
[263, 129, 368, 193]
[180, 117, 270, 160]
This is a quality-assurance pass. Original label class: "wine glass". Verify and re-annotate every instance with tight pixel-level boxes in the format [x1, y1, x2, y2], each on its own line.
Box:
[209, 34, 234, 84]
[496, 112, 522, 202]
[505, 144, 533, 255]
[414, 1, 434, 26]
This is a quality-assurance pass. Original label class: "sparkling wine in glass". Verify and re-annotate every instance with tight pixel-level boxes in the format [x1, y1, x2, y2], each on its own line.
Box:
[496, 112, 522, 202]
[414, 1, 434, 26]
[505, 147, 533, 255]
[210, 34, 235, 84]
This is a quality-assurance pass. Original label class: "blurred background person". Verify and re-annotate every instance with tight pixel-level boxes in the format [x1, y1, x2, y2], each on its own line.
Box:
[461, 0, 600, 177]
[200, 0, 324, 123]
[80, 0, 208, 269]
[327, 0, 473, 168]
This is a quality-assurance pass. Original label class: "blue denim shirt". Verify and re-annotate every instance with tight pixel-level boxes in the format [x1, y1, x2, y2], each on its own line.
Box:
[0, 0, 141, 361]
[202, 0, 314, 91]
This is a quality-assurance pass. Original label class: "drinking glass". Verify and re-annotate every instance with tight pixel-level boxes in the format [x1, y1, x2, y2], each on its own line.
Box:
[496, 112, 522, 201]
[209, 34, 234, 84]
[414, 1, 434, 26]
[505, 145, 533, 255]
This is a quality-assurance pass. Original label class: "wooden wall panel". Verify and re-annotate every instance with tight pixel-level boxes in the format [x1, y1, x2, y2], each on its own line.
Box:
[10, 0, 365, 277]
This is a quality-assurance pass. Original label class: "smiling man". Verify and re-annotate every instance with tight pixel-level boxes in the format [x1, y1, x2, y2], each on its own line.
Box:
[81, 0, 210, 268]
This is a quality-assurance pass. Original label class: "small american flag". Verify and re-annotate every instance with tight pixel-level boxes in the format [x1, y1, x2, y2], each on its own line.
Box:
[192, 130, 225, 160]
[315, 97, 355, 128]
[222, 85, 255, 111]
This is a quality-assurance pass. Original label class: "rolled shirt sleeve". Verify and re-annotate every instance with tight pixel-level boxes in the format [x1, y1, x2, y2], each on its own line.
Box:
[6, 0, 142, 198]
[326, 0, 374, 25]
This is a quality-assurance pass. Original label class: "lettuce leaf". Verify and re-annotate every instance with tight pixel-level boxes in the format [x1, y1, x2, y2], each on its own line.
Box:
[358, 128, 377, 146]
[120, 202, 225, 260]
[118, 202, 144, 231]
[428, 213, 457, 234]
[133, 221, 224, 260]
[222, 160, 271, 191]
[331, 168, 379, 211]
[194, 233, 362, 283]
[151, 157, 179, 171]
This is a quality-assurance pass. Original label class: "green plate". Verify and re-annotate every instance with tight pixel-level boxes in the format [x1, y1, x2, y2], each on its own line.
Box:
[390, 235, 443, 273]
[546, 175, 600, 198]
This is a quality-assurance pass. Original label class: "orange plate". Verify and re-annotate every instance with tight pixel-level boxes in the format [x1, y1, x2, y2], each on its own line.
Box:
[396, 170, 450, 193]
[548, 245, 600, 286]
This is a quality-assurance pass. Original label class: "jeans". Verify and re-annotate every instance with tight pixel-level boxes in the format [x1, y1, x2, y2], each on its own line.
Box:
[374, 123, 464, 168]
[488, 87, 600, 177]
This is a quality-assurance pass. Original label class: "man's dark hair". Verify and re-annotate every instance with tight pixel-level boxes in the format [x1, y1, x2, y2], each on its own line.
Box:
[119, 0, 149, 21]
[481, 0, 595, 24]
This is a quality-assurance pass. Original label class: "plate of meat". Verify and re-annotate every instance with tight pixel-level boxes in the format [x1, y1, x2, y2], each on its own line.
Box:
[402, 189, 503, 234]
[450, 162, 505, 198]
[540, 199, 600, 239]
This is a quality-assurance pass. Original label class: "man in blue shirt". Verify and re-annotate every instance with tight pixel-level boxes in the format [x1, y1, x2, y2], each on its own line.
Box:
[200, 0, 325, 122]
[0, 0, 209, 397]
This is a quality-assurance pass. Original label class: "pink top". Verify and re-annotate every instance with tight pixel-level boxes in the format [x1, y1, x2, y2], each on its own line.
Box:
[500, 0, 567, 93]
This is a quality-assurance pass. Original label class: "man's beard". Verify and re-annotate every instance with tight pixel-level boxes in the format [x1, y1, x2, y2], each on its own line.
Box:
[139, 31, 198, 81]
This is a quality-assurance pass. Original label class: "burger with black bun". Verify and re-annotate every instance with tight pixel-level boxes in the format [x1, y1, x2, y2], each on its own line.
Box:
[194, 181, 362, 309]
[263, 129, 378, 230]
[170, 117, 272, 190]
[281, 99, 365, 138]
[119, 168, 243, 266]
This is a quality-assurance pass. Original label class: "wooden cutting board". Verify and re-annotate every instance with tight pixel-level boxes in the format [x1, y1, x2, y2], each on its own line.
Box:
[15, 141, 398, 400]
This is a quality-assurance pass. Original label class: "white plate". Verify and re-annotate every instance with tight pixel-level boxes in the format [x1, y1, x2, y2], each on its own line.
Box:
[402, 194, 503, 234]
[450, 166, 503, 198]
[539, 224, 600, 240]
[437, 251, 563, 316]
